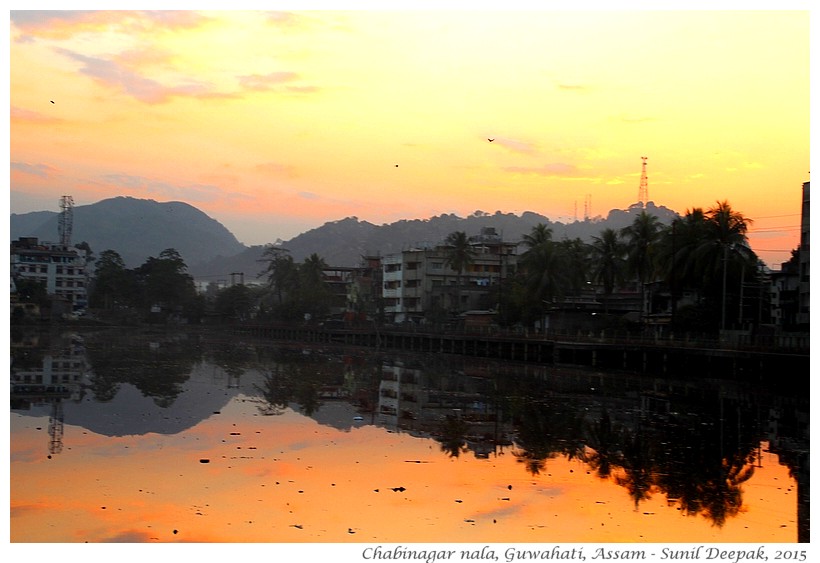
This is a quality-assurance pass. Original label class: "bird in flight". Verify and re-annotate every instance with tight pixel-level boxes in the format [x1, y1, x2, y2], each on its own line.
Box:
[487, 138, 494, 142]
[50, 100, 55, 104]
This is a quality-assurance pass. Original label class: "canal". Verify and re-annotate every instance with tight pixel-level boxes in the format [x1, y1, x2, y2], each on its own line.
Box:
[10, 327, 809, 547]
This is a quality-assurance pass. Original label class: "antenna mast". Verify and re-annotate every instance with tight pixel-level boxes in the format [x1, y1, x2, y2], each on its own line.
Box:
[638, 157, 648, 206]
[58, 195, 74, 247]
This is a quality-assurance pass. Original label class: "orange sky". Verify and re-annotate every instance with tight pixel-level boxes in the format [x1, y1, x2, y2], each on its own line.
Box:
[7, 6, 811, 267]
[10, 401, 801, 546]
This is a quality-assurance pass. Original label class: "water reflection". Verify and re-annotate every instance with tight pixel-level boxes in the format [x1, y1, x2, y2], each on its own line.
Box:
[10, 328, 809, 543]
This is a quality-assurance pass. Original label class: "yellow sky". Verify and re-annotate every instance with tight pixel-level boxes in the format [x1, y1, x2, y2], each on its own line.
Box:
[8, 7, 811, 267]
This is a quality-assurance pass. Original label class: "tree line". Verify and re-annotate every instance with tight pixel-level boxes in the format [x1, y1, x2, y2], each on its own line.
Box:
[63, 199, 797, 333]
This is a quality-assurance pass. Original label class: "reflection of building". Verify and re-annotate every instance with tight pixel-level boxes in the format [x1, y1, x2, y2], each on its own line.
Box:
[11, 337, 86, 456]
[375, 360, 513, 455]
[10, 236, 89, 313]
[11, 343, 86, 397]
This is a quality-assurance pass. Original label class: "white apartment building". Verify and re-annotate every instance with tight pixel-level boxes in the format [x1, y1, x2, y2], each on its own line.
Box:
[10, 237, 89, 311]
[382, 228, 517, 324]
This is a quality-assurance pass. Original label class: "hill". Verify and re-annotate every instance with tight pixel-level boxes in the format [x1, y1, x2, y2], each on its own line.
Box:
[10, 196, 246, 270]
[195, 202, 678, 282]
[11, 197, 679, 281]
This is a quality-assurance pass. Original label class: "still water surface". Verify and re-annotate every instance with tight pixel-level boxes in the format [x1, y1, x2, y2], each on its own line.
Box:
[10, 328, 808, 544]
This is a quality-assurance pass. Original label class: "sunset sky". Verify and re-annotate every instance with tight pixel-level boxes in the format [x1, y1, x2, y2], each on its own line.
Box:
[8, 5, 811, 268]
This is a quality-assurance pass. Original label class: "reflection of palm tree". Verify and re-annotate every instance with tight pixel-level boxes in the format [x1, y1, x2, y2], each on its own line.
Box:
[437, 413, 469, 458]
[253, 366, 292, 415]
[511, 398, 585, 476]
[615, 430, 655, 509]
[700, 453, 755, 527]
[584, 410, 623, 479]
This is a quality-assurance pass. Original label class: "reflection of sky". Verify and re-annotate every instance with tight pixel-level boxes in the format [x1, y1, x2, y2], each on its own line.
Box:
[10, 384, 799, 545]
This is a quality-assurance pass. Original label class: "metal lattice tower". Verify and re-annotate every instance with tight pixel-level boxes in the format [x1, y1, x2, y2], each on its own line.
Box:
[58, 195, 74, 247]
[638, 157, 648, 205]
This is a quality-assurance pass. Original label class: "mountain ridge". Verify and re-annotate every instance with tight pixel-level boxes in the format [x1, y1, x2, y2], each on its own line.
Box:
[11, 197, 679, 280]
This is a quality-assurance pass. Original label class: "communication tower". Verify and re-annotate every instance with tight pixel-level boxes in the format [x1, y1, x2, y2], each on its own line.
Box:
[58, 195, 74, 247]
[638, 157, 649, 206]
[584, 193, 592, 220]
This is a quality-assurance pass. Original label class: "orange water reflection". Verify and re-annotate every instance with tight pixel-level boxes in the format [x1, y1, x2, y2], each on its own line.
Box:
[10, 392, 799, 544]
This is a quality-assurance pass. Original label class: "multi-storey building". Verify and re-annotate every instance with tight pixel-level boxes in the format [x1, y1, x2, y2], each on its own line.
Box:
[382, 228, 517, 324]
[797, 181, 809, 327]
[10, 236, 89, 312]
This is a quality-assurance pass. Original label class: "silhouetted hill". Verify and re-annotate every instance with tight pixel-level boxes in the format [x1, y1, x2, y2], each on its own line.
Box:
[10, 196, 246, 270]
[11, 197, 679, 280]
[195, 202, 678, 281]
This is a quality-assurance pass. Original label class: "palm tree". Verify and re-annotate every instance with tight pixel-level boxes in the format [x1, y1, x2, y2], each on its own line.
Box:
[443, 231, 475, 313]
[519, 224, 569, 311]
[521, 223, 553, 249]
[589, 228, 626, 314]
[694, 201, 756, 330]
[258, 245, 296, 306]
[620, 211, 663, 324]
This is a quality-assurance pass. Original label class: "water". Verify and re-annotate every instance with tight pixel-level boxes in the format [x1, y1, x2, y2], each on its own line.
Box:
[9, 328, 809, 545]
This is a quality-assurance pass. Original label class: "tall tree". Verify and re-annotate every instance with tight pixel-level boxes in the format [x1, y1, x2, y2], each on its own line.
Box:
[694, 201, 756, 330]
[519, 225, 568, 309]
[135, 248, 197, 316]
[90, 249, 134, 309]
[298, 253, 332, 320]
[258, 245, 297, 306]
[589, 228, 626, 313]
[620, 211, 662, 290]
[443, 231, 476, 313]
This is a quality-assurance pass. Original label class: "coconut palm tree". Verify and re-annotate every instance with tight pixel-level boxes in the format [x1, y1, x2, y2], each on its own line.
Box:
[621, 211, 662, 290]
[443, 231, 476, 313]
[589, 228, 626, 314]
[693, 201, 756, 330]
[521, 223, 553, 249]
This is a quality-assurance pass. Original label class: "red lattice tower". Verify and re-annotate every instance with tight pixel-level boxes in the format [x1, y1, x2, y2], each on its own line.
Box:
[638, 156, 648, 205]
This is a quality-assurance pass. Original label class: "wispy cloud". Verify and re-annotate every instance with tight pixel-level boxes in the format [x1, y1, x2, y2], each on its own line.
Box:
[239, 72, 300, 91]
[488, 137, 537, 155]
[11, 161, 58, 178]
[11, 10, 208, 38]
[58, 49, 225, 104]
[10, 106, 60, 123]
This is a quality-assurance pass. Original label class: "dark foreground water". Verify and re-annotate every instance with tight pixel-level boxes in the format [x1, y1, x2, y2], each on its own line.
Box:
[9, 328, 809, 548]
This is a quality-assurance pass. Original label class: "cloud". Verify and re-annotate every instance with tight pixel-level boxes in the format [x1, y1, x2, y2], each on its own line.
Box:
[57, 48, 226, 104]
[11, 10, 208, 38]
[489, 137, 537, 155]
[11, 161, 58, 178]
[503, 163, 579, 177]
[239, 72, 300, 91]
[11, 106, 61, 123]
[298, 191, 319, 200]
